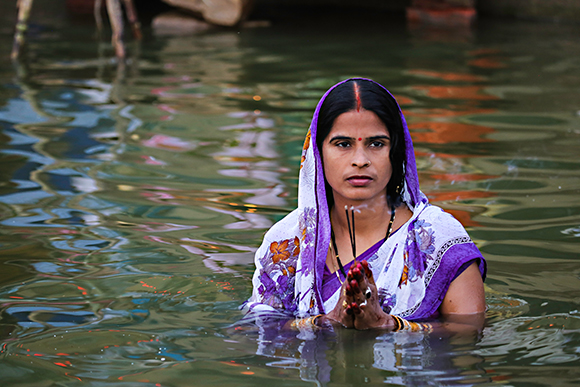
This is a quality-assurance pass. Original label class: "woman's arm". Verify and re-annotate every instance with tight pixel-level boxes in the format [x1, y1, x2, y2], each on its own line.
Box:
[439, 262, 486, 315]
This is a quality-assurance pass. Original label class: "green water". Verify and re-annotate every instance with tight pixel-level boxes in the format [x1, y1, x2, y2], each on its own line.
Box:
[1, 7, 580, 386]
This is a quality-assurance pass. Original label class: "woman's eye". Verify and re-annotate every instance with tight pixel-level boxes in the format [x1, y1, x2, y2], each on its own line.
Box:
[370, 141, 384, 148]
[336, 141, 350, 148]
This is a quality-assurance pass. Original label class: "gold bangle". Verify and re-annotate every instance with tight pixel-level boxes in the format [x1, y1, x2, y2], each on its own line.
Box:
[291, 314, 324, 331]
[312, 314, 324, 327]
[392, 315, 402, 331]
[393, 316, 433, 332]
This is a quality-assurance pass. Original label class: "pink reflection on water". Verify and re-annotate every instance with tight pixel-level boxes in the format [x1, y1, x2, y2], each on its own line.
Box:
[142, 134, 197, 152]
[133, 222, 197, 233]
[140, 155, 167, 166]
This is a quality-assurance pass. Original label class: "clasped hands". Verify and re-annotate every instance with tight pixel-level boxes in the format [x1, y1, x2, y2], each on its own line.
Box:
[326, 260, 396, 330]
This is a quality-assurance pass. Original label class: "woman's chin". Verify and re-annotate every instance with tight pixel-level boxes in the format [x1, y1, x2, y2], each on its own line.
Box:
[334, 190, 387, 204]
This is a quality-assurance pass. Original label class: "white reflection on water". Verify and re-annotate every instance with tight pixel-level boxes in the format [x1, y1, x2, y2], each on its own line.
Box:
[562, 225, 580, 237]
[477, 314, 580, 365]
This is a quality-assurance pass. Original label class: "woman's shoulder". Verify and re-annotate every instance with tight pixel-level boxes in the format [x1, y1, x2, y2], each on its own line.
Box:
[253, 208, 302, 265]
[413, 204, 484, 272]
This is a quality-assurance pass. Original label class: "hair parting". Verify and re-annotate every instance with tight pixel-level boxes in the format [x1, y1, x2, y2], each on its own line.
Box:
[353, 82, 362, 113]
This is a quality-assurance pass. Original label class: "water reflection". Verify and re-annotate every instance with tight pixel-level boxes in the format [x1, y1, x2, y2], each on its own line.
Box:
[0, 12, 579, 386]
[234, 321, 491, 386]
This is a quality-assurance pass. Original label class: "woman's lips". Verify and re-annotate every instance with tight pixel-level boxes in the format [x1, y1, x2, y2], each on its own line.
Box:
[347, 176, 372, 187]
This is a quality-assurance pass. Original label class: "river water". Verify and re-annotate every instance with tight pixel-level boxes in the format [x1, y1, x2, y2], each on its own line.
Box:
[0, 7, 579, 386]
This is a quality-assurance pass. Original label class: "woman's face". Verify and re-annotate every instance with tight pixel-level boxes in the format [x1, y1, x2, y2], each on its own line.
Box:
[321, 109, 392, 205]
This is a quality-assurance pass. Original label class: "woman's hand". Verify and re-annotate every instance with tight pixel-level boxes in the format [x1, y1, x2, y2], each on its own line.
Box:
[347, 260, 396, 330]
[326, 278, 355, 328]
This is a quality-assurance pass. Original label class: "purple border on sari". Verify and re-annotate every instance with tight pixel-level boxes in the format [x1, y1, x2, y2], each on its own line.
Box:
[407, 242, 487, 320]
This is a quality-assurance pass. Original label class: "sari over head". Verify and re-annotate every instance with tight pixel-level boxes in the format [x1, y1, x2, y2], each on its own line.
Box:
[242, 78, 486, 321]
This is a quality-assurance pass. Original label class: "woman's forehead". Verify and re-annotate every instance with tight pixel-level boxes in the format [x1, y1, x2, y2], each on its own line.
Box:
[329, 109, 389, 136]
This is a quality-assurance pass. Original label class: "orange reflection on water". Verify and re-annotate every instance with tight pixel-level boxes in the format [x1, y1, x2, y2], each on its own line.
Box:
[407, 69, 486, 82]
[430, 173, 498, 182]
[468, 57, 507, 69]
[65, 373, 82, 382]
[404, 107, 496, 118]
[431, 191, 495, 227]
[421, 168, 497, 205]
[409, 122, 494, 144]
[467, 48, 502, 56]
[392, 94, 415, 106]
[413, 85, 498, 100]
[414, 146, 498, 227]
[444, 209, 480, 227]
[428, 190, 495, 202]
[467, 48, 507, 68]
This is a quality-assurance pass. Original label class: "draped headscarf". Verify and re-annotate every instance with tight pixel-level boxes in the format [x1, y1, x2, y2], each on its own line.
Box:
[242, 78, 485, 321]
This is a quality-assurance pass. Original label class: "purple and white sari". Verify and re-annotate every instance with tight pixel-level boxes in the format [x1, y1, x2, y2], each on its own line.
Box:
[242, 78, 486, 322]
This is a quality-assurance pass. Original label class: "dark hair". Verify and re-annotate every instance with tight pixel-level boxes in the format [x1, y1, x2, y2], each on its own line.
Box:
[316, 79, 406, 207]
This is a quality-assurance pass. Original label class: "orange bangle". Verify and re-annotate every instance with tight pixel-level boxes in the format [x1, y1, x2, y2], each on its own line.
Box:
[392, 315, 432, 332]
[291, 314, 324, 330]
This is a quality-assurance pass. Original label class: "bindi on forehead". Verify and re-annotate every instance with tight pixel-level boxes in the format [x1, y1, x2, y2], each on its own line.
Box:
[358, 137, 362, 141]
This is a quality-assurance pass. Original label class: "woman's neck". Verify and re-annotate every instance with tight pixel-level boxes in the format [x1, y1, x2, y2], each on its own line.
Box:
[330, 194, 394, 258]
[332, 194, 391, 229]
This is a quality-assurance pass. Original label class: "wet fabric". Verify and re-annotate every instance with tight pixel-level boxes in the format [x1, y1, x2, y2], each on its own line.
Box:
[241, 78, 486, 321]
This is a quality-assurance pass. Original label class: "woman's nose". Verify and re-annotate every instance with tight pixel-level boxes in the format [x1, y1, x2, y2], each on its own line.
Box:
[351, 146, 370, 167]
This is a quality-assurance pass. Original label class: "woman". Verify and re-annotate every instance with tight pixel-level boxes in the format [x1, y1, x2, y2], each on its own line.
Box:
[242, 78, 486, 331]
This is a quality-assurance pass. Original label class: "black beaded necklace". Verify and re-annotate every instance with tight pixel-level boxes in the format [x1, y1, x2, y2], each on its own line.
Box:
[330, 204, 396, 283]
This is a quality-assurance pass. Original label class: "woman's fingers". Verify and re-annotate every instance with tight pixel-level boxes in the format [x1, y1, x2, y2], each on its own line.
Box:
[360, 260, 369, 273]
[345, 261, 373, 305]
[341, 261, 390, 329]
[350, 279, 360, 293]
[345, 302, 362, 315]
[345, 282, 353, 297]
[352, 283, 394, 330]
[328, 281, 356, 328]
[360, 260, 375, 284]
[347, 267, 358, 281]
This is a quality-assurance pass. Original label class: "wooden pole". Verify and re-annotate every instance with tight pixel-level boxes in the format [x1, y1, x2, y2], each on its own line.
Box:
[121, 0, 142, 40]
[106, 0, 125, 58]
[94, 0, 103, 34]
[11, 0, 34, 61]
